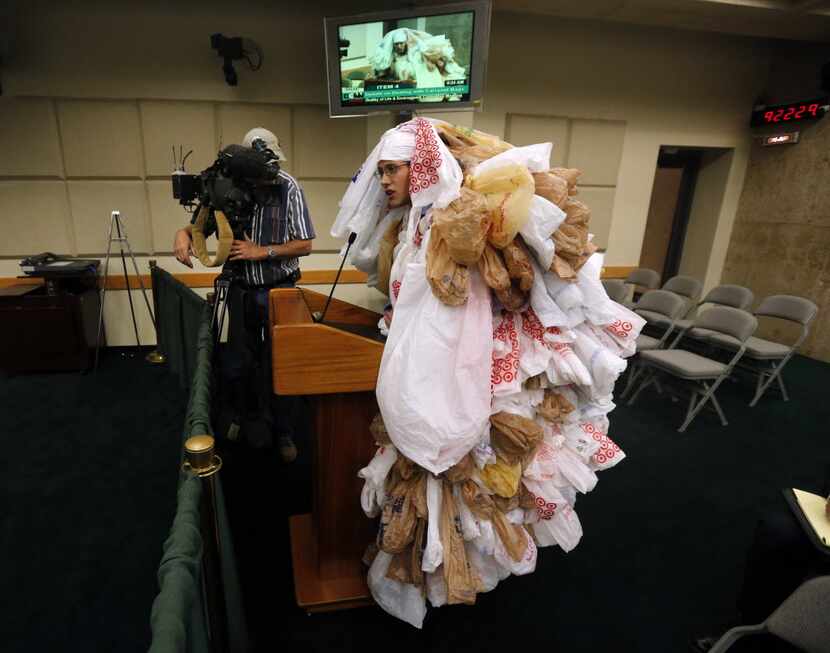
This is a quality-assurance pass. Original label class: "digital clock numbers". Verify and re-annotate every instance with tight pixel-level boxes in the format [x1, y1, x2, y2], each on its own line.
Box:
[751, 98, 829, 127]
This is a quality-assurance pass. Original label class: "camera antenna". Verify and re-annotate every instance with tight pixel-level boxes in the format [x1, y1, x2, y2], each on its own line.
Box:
[172, 145, 177, 170]
[182, 149, 193, 169]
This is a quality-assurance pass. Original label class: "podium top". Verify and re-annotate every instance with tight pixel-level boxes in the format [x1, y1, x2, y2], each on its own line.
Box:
[270, 288, 384, 395]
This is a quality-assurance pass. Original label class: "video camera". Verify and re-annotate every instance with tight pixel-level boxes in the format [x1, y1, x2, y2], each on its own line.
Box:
[171, 140, 282, 230]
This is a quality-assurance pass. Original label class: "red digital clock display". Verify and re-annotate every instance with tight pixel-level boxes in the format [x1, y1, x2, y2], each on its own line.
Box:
[751, 98, 829, 127]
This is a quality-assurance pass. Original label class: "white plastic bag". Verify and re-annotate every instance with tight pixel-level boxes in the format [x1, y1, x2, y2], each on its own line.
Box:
[519, 195, 565, 270]
[571, 330, 627, 397]
[472, 518, 496, 556]
[358, 445, 398, 518]
[465, 544, 505, 593]
[426, 569, 448, 607]
[493, 523, 537, 576]
[378, 260, 493, 474]
[529, 258, 569, 328]
[349, 205, 407, 275]
[491, 309, 522, 397]
[524, 479, 583, 552]
[453, 484, 481, 540]
[422, 475, 444, 573]
[367, 551, 428, 628]
[473, 142, 553, 176]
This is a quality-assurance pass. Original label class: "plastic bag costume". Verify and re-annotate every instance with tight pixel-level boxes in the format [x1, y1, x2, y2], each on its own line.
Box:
[333, 118, 644, 628]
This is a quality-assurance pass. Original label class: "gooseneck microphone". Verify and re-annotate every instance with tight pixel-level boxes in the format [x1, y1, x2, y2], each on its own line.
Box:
[316, 232, 357, 324]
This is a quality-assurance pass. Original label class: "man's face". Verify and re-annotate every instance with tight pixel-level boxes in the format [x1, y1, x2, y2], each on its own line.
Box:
[377, 160, 411, 209]
[394, 41, 407, 56]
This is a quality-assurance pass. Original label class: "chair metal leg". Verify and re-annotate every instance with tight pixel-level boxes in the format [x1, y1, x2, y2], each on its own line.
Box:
[708, 624, 768, 653]
[749, 357, 790, 407]
[678, 377, 727, 433]
[709, 392, 728, 426]
[620, 362, 641, 399]
[627, 370, 656, 406]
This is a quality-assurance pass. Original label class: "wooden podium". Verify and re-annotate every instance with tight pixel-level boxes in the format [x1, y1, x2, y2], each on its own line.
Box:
[269, 288, 384, 612]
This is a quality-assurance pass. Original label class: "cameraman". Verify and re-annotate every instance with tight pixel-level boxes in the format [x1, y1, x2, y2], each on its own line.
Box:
[173, 128, 315, 463]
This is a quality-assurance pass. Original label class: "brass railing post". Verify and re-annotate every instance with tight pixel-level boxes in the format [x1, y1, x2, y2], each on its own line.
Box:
[183, 435, 228, 653]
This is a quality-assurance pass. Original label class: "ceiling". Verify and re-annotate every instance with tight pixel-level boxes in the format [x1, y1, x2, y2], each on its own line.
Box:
[496, 0, 830, 42]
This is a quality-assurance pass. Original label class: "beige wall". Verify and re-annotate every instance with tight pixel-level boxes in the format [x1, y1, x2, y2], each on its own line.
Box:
[1, 2, 773, 344]
[678, 148, 734, 290]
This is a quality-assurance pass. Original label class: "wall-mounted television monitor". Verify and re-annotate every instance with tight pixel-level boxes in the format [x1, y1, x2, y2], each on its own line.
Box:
[324, 0, 492, 117]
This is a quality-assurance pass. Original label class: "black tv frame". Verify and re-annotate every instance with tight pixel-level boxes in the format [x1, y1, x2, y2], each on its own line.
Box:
[324, 0, 492, 118]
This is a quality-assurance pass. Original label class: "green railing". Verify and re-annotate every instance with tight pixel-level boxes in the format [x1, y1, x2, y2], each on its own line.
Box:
[147, 264, 249, 653]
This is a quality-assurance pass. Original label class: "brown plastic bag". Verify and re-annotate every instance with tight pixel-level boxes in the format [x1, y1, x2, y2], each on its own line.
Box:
[478, 243, 510, 291]
[440, 483, 478, 605]
[436, 123, 513, 173]
[495, 281, 528, 311]
[444, 453, 475, 484]
[490, 411, 544, 465]
[375, 217, 402, 297]
[426, 227, 470, 306]
[491, 509, 528, 562]
[432, 187, 491, 266]
[502, 237, 535, 292]
[532, 171, 569, 209]
[536, 389, 575, 423]
[377, 476, 419, 554]
[369, 412, 392, 446]
[493, 493, 520, 514]
[549, 254, 577, 280]
[411, 518, 427, 587]
[468, 163, 535, 249]
[460, 479, 495, 520]
[551, 167, 582, 191]
[386, 545, 414, 584]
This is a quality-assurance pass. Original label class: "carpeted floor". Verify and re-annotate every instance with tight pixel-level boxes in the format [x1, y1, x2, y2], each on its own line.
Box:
[3, 350, 829, 652]
[221, 354, 830, 653]
[0, 348, 187, 653]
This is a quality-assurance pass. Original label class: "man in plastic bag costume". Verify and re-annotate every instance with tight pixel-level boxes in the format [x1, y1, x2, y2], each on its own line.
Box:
[332, 118, 645, 628]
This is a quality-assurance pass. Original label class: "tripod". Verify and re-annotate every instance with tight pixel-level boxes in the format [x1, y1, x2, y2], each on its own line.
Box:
[94, 210, 156, 371]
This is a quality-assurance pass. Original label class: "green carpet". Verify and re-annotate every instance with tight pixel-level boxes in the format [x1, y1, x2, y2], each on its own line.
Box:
[221, 354, 830, 653]
[0, 348, 187, 653]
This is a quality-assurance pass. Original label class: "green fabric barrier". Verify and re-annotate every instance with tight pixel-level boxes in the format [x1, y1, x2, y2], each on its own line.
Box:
[148, 301, 250, 653]
[151, 265, 209, 389]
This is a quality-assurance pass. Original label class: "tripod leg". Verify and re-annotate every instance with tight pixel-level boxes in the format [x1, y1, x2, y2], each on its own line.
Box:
[115, 216, 141, 350]
[123, 230, 156, 329]
[94, 215, 116, 372]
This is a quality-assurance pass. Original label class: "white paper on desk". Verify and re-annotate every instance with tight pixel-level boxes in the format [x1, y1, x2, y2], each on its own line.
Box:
[793, 488, 830, 547]
[46, 261, 73, 267]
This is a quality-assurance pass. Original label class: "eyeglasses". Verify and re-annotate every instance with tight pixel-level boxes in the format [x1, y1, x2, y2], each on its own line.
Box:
[375, 163, 410, 179]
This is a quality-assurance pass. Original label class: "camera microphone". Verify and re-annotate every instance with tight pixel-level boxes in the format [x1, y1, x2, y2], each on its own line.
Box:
[316, 232, 358, 325]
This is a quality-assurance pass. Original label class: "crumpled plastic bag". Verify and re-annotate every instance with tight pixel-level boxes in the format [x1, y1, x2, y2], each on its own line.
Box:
[572, 329, 627, 397]
[480, 455, 522, 498]
[359, 445, 398, 518]
[377, 471, 423, 553]
[551, 167, 582, 192]
[495, 281, 529, 311]
[547, 341, 593, 387]
[473, 143, 552, 176]
[519, 195, 566, 270]
[369, 412, 392, 445]
[491, 310, 522, 397]
[532, 170, 569, 208]
[478, 243, 511, 291]
[351, 205, 408, 277]
[422, 475, 444, 573]
[454, 484, 481, 540]
[492, 511, 536, 574]
[368, 551, 427, 628]
[378, 261, 493, 475]
[375, 216, 403, 296]
[440, 482, 478, 605]
[524, 478, 583, 552]
[435, 122, 514, 173]
[468, 162, 535, 249]
[465, 543, 508, 593]
[536, 389, 575, 423]
[501, 237, 535, 292]
[432, 187, 491, 265]
[489, 411, 544, 465]
[426, 227, 469, 306]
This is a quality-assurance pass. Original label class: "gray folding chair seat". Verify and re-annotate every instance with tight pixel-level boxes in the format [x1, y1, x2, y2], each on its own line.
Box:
[628, 306, 758, 432]
[638, 350, 727, 378]
[635, 334, 662, 351]
[669, 284, 755, 348]
[622, 268, 660, 308]
[707, 294, 818, 407]
[602, 278, 628, 304]
[621, 290, 688, 398]
[707, 334, 790, 359]
[709, 576, 830, 653]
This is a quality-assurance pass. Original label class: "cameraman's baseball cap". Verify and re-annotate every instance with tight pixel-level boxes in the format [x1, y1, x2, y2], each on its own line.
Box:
[242, 127, 287, 162]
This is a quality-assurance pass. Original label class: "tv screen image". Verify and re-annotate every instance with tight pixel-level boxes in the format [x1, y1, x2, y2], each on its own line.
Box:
[338, 11, 474, 109]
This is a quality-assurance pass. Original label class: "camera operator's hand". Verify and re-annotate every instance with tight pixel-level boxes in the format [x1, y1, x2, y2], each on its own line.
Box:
[229, 234, 267, 261]
[173, 228, 194, 268]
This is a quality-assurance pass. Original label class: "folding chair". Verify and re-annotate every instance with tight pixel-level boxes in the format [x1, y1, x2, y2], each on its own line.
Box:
[669, 284, 755, 348]
[704, 294, 818, 407]
[601, 278, 628, 304]
[620, 290, 688, 398]
[661, 275, 702, 317]
[628, 306, 758, 432]
[622, 268, 660, 309]
[709, 576, 830, 653]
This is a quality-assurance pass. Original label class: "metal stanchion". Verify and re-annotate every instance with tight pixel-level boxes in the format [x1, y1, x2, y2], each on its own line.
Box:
[183, 435, 228, 653]
[146, 260, 166, 365]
